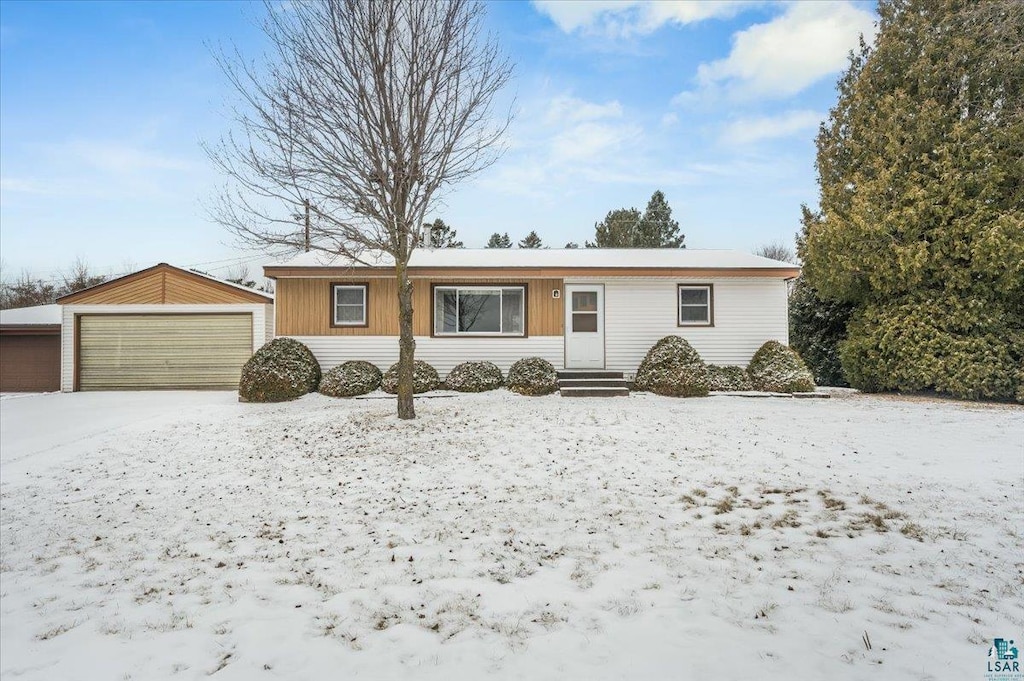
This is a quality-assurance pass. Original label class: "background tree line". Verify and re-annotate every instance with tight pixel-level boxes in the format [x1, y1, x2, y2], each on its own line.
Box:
[427, 189, 686, 250]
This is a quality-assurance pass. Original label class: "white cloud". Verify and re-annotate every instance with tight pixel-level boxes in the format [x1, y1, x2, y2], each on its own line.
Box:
[684, 1, 876, 101]
[545, 95, 623, 125]
[56, 140, 195, 175]
[532, 0, 753, 37]
[721, 109, 823, 145]
[550, 121, 641, 163]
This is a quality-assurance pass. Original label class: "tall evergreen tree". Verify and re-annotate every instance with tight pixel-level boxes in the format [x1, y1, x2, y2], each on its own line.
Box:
[586, 208, 640, 248]
[485, 232, 512, 248]
[587, 191, 684, 247]
[518, 230, 543, 248]
[424, 218, 464, 248]
[636, 190, 685, 248]
[800, 0, 1024, 401]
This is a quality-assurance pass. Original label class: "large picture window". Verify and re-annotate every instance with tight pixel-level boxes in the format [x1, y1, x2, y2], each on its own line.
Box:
[434, 286, 525, 336]
[332, 284, 367, 326]
[678, 284, 713, 326]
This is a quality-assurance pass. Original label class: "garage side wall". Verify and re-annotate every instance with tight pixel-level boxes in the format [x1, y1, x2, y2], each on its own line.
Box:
[61, 304, 270, 392]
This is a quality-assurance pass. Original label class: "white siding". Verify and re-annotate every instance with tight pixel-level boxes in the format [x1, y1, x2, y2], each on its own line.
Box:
[591, 277, 789, 374]
[61, 303, 269, 392]
[264, 303, 275, 343]
[292, 336, 564, 375]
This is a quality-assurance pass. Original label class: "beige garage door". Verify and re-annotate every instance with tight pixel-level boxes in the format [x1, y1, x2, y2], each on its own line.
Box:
[78, 314, 252, 390]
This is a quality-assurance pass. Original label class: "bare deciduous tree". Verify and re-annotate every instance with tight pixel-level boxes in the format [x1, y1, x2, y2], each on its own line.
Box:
[755, 241, 796, 264]
[205, 0, 513, 418]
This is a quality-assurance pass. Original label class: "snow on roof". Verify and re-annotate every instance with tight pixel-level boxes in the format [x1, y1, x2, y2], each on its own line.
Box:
[270, 248, 797, 270]
[183, 265, 275, 300]
[0, 304, 62, 326]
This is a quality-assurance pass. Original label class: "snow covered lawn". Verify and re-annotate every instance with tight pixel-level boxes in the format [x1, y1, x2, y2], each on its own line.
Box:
[1, 390, 1021, 680]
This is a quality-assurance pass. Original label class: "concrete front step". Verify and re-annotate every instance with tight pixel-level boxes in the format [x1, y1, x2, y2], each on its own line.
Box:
[559, 387, 630, 397]
[558, 378, 629, 388]
[556, 371, 624, 380]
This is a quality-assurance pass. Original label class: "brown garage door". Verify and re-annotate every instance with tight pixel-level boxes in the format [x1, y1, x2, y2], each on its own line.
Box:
[0, 333, 61, 392]
[78, 314, 253, 390]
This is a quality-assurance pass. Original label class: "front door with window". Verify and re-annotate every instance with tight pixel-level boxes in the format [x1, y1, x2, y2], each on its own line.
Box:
[564, 284, 604, 369]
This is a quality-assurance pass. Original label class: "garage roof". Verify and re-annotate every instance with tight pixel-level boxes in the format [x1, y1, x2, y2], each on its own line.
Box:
[58, 263, 274, 305]
[0, 304, 61, 327]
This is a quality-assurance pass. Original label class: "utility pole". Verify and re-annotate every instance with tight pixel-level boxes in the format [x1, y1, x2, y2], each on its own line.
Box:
[303, 199, 311, 252]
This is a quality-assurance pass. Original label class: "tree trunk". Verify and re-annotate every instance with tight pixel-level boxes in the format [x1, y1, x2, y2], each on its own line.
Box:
[396, 264, 416, 419]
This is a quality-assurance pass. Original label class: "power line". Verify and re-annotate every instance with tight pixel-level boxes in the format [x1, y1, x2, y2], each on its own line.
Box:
[0, 252, 274, 287]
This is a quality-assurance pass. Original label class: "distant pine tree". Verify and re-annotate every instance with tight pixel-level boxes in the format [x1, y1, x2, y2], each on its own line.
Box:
[587, 191, 684, 247]
[636, 191, 684, 248]
[518, 230, 543, 248]
[425, 218, 464, 247]
[485, 232, 512, 248]
[586, 208, 640, 248]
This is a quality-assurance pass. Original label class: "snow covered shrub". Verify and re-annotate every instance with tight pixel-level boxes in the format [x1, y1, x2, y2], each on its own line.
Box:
[319, 360, 382, 397]
[705, 364, 753, 392]
[746, 341, 816, 393]
[444, 361, 503, 392]
[238, 337, 321, 402]
[633, 335, 709, 397]
[506, 357, 558, 396]
[381, 360, 440, 394]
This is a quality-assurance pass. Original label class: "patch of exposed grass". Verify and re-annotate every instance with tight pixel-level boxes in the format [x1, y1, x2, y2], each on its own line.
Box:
[714, 496, 735, 515]
[900, 522, 925, 542]
[818, 490, 847, 511]
[773, 509, 802, 529]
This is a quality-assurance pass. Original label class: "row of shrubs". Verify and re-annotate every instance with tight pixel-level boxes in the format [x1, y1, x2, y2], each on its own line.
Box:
[633, 336, 815, 397]
[238, 336, 814, 402]
[238, 338, 559, 402]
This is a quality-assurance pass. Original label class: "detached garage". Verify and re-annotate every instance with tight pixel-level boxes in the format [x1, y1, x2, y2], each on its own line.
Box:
[58, 263, 274, 391]
[0, 304, 62, 392]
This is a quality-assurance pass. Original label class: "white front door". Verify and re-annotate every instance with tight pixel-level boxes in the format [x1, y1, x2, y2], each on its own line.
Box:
[564, 284, 605, 369]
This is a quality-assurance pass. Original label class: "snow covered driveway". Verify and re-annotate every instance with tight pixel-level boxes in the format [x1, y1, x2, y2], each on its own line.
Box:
[1, 391, 1021, 680]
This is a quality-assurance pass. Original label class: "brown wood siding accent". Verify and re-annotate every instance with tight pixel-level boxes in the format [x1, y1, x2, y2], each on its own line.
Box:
[162, 269, 264, 304]
[59, 263, 272, 304]
[275, 277, 564, 337]
[265, 266, 801, 280]
[0, 334, 61, 391]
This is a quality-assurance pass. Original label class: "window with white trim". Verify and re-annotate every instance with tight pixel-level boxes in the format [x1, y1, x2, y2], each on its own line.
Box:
[434, 286, 525, 336]
[333, 284, 367, 326]
[678, 284, 712, 326]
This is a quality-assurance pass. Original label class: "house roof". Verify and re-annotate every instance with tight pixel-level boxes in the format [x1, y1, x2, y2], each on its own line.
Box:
[266, 248, 799, 277]
[57, 263, 274, 305]
[0, 304, 62, 327]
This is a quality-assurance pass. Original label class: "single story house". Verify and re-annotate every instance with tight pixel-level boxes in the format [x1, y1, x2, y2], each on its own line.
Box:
[264, 248, 799, 375]
[0, 304, 62, 392]
[57, 263, 274, 391]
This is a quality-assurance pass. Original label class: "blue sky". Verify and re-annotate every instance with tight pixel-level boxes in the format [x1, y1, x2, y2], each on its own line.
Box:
[0, 1, 876, 282]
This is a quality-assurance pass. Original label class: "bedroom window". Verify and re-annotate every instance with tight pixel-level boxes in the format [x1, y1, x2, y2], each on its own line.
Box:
[332, 284, 367, 326]
[434, 286, 525, 336]
[678, 284, 713, 326]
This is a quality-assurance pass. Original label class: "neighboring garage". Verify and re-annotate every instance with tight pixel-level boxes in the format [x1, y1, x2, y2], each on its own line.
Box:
[0, 304, 62, 392]
[58, 263, 274, 391]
